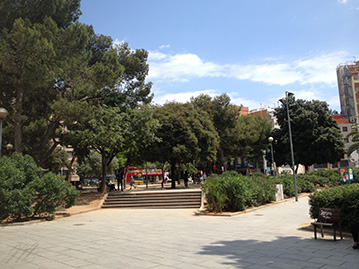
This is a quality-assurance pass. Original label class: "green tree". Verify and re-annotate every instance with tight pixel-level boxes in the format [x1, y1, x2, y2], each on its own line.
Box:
[191, 94, 271, 171]
[235, 114, 272, 169]
[67, 105, 158, 192]
[191, 94, 240, 171]
[0, 0, 81, 32]
[346, 130, 359, 157]
[0, 153, 79, 221]
[149, 102, 219, 188]
[0, 3, 124, 166]
[272, 97, 345, 170]
[77, 150, 118, 179]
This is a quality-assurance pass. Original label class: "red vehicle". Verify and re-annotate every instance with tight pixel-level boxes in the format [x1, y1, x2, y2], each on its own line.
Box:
[123, 167, 164, 184]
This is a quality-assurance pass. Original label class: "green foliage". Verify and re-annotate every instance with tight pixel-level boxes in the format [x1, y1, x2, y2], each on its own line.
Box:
[203, 172, 277, 212]
[202, 176, 228, 212]
[77, 150, 119, 178]
[274, 174, 315, 197]
[353, 167, 359, 181]
[0, 153, 79, 221]
[191, 94, 271, 170]
[297, 170, 339, 188]
[149, 102, 219, 187]
[309, 183, 359, 228]
[30, 173, 79, 217]
[346, 131, 359, 156]
[273, 98, 345, 167]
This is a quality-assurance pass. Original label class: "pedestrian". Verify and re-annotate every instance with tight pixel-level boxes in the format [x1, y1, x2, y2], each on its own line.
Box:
[350, 220, 359, 249]
[116, 171, 123, 192]
[192, 173, 197, 184]
[130, 175, 136, 190]
[106, 178, 116, 191]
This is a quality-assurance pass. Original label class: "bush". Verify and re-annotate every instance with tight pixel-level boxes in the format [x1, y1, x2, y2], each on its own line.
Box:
[298, 170, 338, 188]
[309, 183, 359, 228]
[31, 173, 80, 218]
[201, 176, 228, 212]
[203, 172, 277, 212]
[0, 153, 79, 221]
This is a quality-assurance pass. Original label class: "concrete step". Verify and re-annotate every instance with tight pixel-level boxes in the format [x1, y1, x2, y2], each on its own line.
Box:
[102, 189, 202, 209]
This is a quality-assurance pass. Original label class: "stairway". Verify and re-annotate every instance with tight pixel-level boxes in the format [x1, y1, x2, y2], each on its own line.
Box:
[102, 189, 202, 209]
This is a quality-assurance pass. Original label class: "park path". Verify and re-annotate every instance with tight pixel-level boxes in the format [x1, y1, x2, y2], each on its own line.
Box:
[0, 195, 358, 268]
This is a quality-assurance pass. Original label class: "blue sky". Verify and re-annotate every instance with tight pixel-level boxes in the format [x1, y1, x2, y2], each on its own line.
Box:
[80, 0, 359, 112]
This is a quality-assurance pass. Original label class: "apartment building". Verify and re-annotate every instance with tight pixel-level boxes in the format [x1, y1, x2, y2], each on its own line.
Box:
[337, 61, 359, 123]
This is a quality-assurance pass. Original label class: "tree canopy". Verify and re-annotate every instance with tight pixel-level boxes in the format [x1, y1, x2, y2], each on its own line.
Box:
[191, 94, 271, 171]
[148, 102, 219, 188]
[272, 97, 345, 169]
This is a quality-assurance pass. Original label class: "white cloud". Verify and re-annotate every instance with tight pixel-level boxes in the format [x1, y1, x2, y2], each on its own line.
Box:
[113, 38, 125, 47]
[148, 50, 349, 87]
[152, 88, 264, 110]
[159, 44, 170, 49]
[229, 63, 302, 85]
[338, 0, 348, 3]
[153, 89, 218, 105]
[228, 93, 264, 109]
[148, 52, 226, 82]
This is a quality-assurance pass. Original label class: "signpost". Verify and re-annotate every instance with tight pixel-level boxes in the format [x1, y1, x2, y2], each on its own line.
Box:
[339, 167, 354, 185]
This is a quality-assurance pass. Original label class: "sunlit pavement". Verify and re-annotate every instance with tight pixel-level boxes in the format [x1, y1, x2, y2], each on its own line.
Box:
[0, 195, 358, 268]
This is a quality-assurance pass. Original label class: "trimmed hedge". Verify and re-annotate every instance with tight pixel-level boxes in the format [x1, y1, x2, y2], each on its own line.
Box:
[0, 153, 79, 221]
[309, 183, 359, 228]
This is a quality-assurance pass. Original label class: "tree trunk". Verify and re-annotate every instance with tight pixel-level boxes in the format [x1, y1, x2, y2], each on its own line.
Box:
[99, 155, 108, 193]
[218, 146, 227, 171]
[35, 122, 60, 166]
[66, 155, 76, 183]
[171, 162, 176, 189]
[14, 88, 23, 153]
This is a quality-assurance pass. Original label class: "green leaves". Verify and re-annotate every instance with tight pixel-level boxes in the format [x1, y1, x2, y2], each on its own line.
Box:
[0, 153, 79, 221]
[273, 98, 345, 167]
[203, 172, 277, 212]
[309, 183, 359, 228]
[151, 102, 219, 165]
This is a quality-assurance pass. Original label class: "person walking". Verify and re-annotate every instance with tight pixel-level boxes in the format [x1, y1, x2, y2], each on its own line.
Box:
[350, 220, 359, 249]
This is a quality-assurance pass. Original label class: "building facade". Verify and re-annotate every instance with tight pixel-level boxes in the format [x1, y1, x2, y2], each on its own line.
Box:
[337, 61, 359, 123]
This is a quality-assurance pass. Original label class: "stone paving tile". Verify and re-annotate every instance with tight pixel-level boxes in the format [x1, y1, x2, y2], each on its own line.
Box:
[1, 196, 359, 268]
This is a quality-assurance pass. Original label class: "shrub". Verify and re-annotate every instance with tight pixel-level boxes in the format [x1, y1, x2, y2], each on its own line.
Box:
[202, 176, 228, 212]
[0, 154, 39, 220]
[298, 170, 338, 188]
[274, 174, 315, 197]
[31, 173, 80, 218]
[309, 183, 359, 228]
[0, 153, 79, 221]
[203, 172, 277, 212]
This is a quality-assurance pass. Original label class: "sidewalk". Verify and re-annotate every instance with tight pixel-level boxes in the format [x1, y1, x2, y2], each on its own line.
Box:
[0, 195, 358, 268]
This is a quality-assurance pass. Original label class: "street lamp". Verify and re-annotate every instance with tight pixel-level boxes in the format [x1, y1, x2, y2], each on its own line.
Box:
[0, 108, 8, 158]
[280, 92, 298, 202]
[268, 137, 277, 176]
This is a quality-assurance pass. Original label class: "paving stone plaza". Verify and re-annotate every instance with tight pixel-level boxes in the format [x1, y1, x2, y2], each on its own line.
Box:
[0, 195, 358, 268]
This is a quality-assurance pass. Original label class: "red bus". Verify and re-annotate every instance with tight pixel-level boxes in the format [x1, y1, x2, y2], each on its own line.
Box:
[123, 167, 164, 184]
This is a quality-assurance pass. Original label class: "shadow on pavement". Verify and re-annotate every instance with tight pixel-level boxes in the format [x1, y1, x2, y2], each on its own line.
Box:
[197, 236, 357, 268]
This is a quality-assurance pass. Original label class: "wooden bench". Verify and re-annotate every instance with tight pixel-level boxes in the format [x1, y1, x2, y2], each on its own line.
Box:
[311, 208, 343, 241]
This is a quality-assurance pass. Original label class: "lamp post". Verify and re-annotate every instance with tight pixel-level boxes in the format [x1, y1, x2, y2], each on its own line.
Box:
[0, 108, 8, 158]
[268, 137, 276, 176]
[280, 92, 298, 202]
